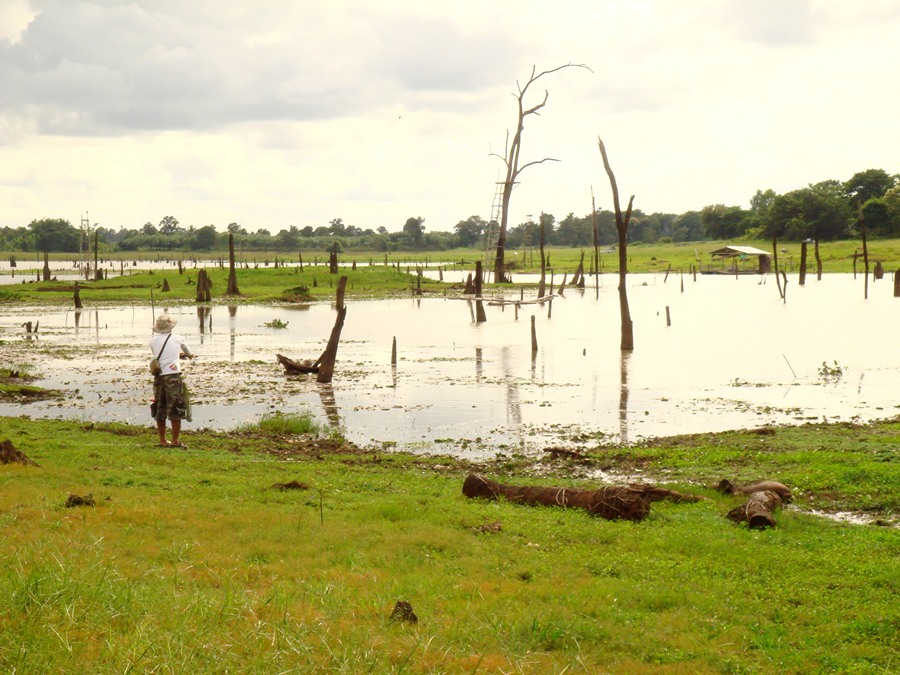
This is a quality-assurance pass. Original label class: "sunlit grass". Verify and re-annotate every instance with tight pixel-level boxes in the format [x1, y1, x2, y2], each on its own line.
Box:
[0, 416, 897, 672]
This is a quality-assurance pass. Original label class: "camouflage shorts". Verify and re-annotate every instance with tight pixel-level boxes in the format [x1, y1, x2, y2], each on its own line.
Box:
[153, 374, 186, 421]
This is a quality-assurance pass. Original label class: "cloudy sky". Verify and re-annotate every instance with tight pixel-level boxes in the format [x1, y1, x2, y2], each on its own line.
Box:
[2, 0, 898, 234]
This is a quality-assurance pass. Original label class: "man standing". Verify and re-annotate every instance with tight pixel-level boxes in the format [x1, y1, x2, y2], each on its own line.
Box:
[149, 314, 194, 447]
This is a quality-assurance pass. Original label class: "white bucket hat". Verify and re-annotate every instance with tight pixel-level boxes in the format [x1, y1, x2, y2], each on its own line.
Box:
[153, 314, 177, 333]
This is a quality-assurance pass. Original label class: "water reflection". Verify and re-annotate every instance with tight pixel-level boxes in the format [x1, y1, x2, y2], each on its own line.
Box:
[1, 274, 898, 455]
[317, 383, 341, 428]
[619, 351, 631, 445]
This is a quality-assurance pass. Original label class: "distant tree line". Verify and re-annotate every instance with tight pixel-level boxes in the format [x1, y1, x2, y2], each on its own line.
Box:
[2, 169, 898, 254]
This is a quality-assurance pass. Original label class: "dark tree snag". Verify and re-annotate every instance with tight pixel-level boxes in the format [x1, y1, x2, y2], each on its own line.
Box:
[0, 439, 39, 466]
[799, 240, 808, 286]
[226, 233, 240, 295]
[716, 479, 792, 503]
[93, 231, 102, 281]
[464, 473, 651, 521]
[861, 213, 869, 299]
[873, 261, 884, 280]
[814, 238, 823, 280]
[894, 268, 900, 297]
[598, 138, 634, 351]
[538, 214, 547, 298]
[42, 251, 51, 281]
[772, 235, 783, 299]
[73, 281, 83, 309]
[196, 268, 211, 302]
[490, 63, 590, 283]
[726, 490, 783, 529]
[316, 276, 348, 384]
[474, 261, 486, 323]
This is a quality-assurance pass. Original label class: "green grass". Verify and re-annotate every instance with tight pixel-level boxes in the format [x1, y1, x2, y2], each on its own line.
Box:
[236, 410, 327, 436]
[1, 416, 897, 673]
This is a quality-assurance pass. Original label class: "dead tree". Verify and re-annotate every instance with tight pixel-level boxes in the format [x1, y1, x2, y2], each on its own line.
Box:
[799, 240, 808, 285]
[474, 261, 486, 322]
[42, 251, 51, 281]
[490, 63, 590, 283]
[277, 276, 349, 382]
[226, 233, 240, 295]
[894, 268, 900, 297]
[859, 207, 870, 299]
[316, 275, 348, 383]
[93, 231, 103, 281]
[196, 268, 212, 303]
[537, 215, 547, 298]
[598, 138, 635, 351]
[73, 282, 82, 309]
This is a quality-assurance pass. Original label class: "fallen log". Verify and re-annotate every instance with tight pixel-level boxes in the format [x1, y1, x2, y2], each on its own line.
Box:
[462, 474, 704, 522]
[726, 490, 783, 529]
[276, 354, 319, 374]
[716, 479, 792, 503]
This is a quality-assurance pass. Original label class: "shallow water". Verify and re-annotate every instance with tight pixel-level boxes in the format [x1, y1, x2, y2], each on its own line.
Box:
[1, 272, 897, 457]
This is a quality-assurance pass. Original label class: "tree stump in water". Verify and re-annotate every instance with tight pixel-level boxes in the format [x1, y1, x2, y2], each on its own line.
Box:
[895, 268, 900, 297]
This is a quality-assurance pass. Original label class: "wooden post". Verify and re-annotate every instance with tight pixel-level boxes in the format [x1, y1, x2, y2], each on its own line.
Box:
[894, 269, 900, 297]
[42, 251, 51, 281]
[73, 282, 82, 309]
[530, 315, 537, 354]
[391, 337, 397, 366]
[873, 261, 884, 280]
[665, 306, 671, 326]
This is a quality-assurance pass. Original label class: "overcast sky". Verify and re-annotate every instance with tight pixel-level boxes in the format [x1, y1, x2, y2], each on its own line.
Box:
[2, 0, 898, 234]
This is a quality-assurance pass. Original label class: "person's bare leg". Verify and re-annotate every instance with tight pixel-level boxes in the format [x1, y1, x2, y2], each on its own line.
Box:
[157, 419, 169, 445]
[171, 418, 182, 446]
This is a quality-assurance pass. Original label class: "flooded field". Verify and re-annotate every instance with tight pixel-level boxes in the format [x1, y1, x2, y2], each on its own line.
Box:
[1, 272, 898, 458]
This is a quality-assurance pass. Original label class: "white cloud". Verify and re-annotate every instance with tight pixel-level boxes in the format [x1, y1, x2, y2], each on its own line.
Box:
[1, 0, 898, 231]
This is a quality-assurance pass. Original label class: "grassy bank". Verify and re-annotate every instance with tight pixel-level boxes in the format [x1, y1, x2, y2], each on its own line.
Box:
[4, 238, 899, 281]
[1, 416, 897, 673]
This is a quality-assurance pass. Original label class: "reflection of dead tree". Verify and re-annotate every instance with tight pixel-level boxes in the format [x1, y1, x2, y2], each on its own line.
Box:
[462, 474, 704, 522]
[598, 137, 634, 351]
[491, 63, 590, 283]
[277, 276, 348, 384]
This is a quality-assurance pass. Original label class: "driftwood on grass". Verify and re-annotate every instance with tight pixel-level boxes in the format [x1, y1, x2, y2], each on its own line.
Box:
[462, 474, 705, 522]
[718, 478, 791, 529]
[716, 479, 792, 503]
[726, 491, 783, 529]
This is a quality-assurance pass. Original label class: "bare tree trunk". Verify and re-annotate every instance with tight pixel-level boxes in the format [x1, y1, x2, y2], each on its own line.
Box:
[42, 252, 51, 281]
[226, 233, 240, 295]
[538, 218, 547, 298]
[316, 276, 348, 384]
[491, 63, 589, 282]
[598, 138, 634, 351]
[799, 240, 807, 286]
[894, 268, 900, 297]
[772, 236, 783, 299]
[474, 261, 486, 322]
[860, 208, 870, 300]
[814, 237, 823, 280]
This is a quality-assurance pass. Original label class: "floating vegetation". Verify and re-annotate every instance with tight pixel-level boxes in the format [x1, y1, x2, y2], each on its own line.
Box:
[263, 318, 289, 328]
